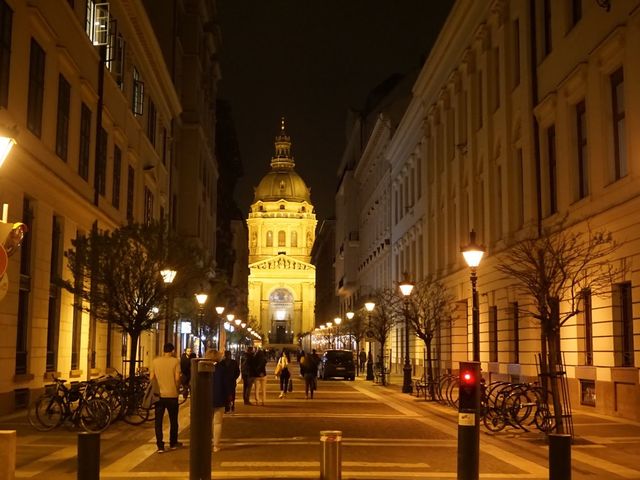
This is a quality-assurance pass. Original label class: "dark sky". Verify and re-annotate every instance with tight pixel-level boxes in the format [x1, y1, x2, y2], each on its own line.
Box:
[217, 1, 454, 220]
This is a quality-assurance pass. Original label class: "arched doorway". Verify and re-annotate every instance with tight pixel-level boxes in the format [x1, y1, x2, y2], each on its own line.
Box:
[269, 288, 294, 344]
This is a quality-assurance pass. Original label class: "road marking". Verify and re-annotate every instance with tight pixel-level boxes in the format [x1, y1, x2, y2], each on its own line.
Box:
[15, 446, 76, 478]
[103, 405, 191, 473]
[355, 385, 548, 477]
[571, 450, 640, 478]
[221, 461, 431, 468]
[581, 436, 640, 444]
[231, 412, 418, 418]
[100, 470, 547, 479]
[224, 439, 456, 448]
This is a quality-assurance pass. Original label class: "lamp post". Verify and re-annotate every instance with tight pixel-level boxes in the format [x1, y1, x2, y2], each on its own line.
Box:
[160, 269, 177, 344]
[326, 322, 333, 348]
[334, 317, 342, 349]
[461, 229, 485, 362]
[364, 300, 375, 381]
[214, 306, 225, 350]
[399, 273, 415, 394]
[195, 292, 208, 356]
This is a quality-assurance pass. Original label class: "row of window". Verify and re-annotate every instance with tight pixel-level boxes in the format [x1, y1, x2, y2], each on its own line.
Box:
[265, 230, 298, 248]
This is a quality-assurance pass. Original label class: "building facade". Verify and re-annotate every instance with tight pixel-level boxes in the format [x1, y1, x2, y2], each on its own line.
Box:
[339, 0, 640, 421]
[0, 0, 182, 413]
[247, 121, 317, 346]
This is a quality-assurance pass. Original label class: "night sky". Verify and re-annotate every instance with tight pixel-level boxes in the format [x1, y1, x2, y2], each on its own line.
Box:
[217, 1, 454, 220]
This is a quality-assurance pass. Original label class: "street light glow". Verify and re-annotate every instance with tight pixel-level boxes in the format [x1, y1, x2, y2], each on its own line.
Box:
[195, 293, 208, 305]
[399, 273, 415, 297]
[461, 229, 486, 268]
[216, 306, 225, 315]
[346, 311, 354, 320]
[334, 317, 342, 325]
[226, 313, 235, 322]
[364, 300, 375, 312]
[0, 133, 16, 168]
[160, 268, 177, 284]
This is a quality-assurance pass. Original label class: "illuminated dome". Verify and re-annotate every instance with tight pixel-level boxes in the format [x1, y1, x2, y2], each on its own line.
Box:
[253, 119, 312, 203]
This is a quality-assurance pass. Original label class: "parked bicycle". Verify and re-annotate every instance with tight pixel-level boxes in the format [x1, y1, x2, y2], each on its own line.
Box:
[28, 378, 111, 432]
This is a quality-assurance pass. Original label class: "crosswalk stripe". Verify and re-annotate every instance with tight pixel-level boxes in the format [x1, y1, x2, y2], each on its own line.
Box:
[15, 446, 76, 478]
[221, 461, 431, 468]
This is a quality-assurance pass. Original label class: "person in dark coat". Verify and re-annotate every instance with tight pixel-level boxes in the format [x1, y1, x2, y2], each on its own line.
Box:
[206, 349, 229, 452]
[179, 347, 197, 396]
[222, 350, 240, 413]
[240, 346, 255, 405]
[302, 349, 320, 399]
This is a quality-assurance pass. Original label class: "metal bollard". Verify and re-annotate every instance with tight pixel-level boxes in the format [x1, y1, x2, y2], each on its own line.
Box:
[549, 433, 571, 480]
[0, 430, 16, 480]
[189, 359, 214, 480]
[77, 432, 100, 480]
[320, 430, 342, 480]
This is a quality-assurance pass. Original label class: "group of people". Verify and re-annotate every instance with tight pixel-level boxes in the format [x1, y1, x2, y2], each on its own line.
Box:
[149, 343, 324, 454]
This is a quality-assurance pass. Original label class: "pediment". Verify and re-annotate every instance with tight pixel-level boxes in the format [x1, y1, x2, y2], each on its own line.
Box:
[249, 255, 315, 271]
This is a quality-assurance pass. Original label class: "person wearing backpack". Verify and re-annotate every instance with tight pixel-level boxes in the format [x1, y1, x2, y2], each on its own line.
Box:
[274, 349, 291, 398]
[302, 350, 320, 399]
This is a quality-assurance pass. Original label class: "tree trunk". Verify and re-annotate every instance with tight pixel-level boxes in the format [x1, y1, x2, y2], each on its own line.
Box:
[547, 297, 565, 434]
[128, 331, 140, 380]
[425, 336, 434, 399]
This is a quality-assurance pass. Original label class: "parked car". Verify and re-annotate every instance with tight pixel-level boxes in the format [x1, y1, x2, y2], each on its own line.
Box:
[318, 350, 355, 380]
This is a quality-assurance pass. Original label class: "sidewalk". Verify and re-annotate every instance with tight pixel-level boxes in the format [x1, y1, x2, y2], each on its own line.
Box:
[362, 370, 640, 478]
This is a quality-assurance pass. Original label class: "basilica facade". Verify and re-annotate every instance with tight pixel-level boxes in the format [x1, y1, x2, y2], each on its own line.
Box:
[247, 121, 317, 346]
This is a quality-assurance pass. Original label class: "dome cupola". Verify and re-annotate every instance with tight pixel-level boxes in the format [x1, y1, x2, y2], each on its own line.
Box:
[253, 118, 312, 203]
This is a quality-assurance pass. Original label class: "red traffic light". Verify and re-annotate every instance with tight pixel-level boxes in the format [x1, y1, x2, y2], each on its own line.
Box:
[461, 370, 475, 385]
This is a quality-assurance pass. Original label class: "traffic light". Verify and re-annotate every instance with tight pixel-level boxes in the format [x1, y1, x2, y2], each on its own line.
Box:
[458, 361, 481, 412]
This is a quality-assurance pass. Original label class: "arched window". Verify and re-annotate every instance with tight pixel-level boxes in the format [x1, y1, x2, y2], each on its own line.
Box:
[278, 230, 286, 247]
[266, 231, 273, 247]
[291, 231, 298, 247]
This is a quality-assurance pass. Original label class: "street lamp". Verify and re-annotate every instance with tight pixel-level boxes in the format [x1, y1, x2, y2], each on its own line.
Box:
[214, 306, 225, 350]
[0, 127, 17, 168]
[399, 273, 415, 394]
[160, 268, 177, 344]
[334, 317, 342, 348]
[364, 299, 375, 381]
[461, 229, 485, 362]
[326, 321, 333, 348]
[345, 311, 355, 352]
[195, 292, 208, 356]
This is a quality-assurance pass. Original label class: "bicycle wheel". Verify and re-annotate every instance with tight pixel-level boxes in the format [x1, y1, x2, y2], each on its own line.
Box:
[122, 396, 150, 425]
[483, 407, 506, 432]
[28, 395, 64, 431]
[79, 398, 112, 432]
[178, 383, 189, 405]
[534, 404, 556, 433]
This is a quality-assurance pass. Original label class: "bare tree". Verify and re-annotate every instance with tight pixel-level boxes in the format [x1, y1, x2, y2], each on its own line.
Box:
[62, 221, 214, 381]
[345, 311, 367, 355]
[407, 277, 455, 398]
[495, 222, 622, 433]
[367, 288, 402, 386]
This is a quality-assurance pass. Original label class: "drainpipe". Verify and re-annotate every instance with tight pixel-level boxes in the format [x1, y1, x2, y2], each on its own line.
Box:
[529, 0, 542, 236]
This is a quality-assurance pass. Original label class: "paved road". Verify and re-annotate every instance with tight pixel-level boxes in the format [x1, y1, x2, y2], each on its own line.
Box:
[3, 366, 640, 479]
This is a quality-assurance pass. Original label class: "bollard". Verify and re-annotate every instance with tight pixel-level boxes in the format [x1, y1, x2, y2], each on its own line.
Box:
[320, 430, 342, 480]
[189, 359, 214, 480]
[0, 430, 16, 480]
[549, 433, 571, 480]
[77, 432, 100, 480]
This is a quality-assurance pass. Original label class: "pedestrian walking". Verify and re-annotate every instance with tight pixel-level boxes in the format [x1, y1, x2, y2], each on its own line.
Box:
[274, 349, 291, 398]
[358, 348, 367, 373]
[252, 349, 267, 406]
[205, 349, 229, 453]
[150, 342, 181, 453]
[301, 349, 319, 399]
[222, 350, 240, 413]
[180, 347, 196, 397]
[240, 347, 255, 405]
